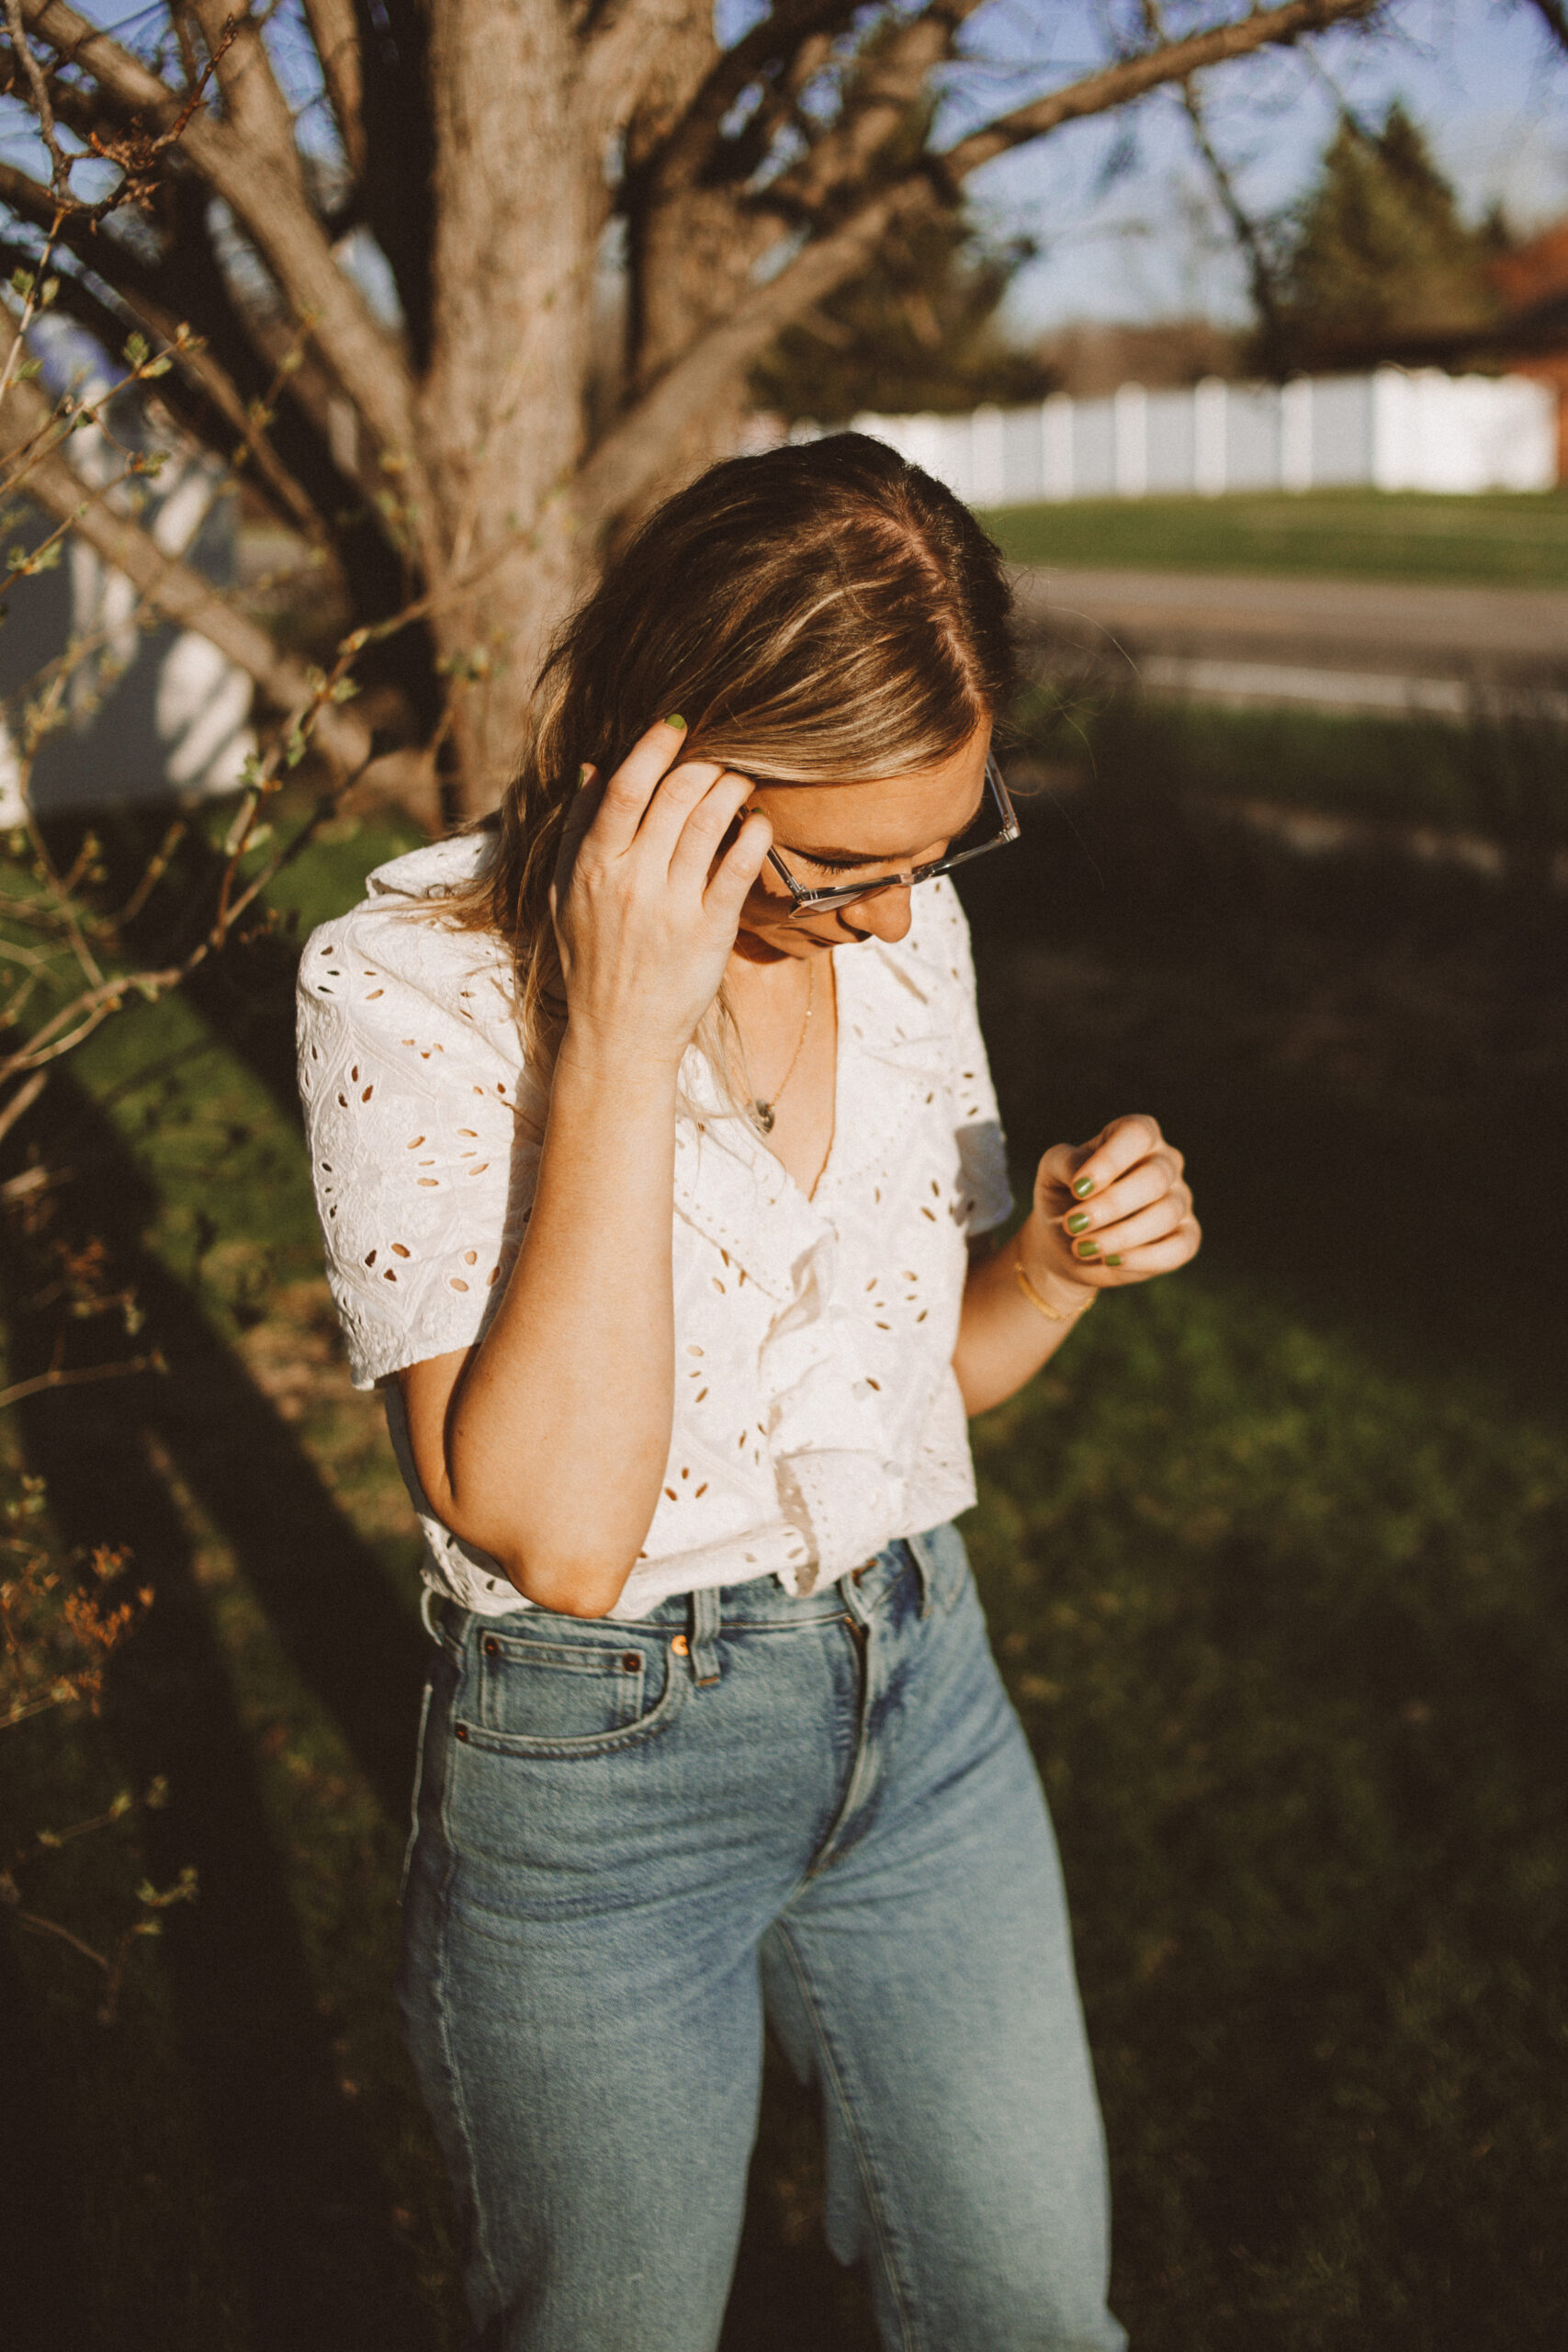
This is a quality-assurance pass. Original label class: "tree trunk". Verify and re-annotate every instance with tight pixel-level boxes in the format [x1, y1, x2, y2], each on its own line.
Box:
[419, 0, 604, 813]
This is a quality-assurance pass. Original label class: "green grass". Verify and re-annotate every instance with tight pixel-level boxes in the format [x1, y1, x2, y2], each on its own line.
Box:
[981, 488, 1568, 589]
[1009, 680, 1568, 842]
[4, 771, 1566, 2348]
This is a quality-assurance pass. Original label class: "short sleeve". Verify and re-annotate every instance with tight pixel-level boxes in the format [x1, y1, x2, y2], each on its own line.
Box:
[296, 909, 540, 1387]
[928, 879, 1012, 1237]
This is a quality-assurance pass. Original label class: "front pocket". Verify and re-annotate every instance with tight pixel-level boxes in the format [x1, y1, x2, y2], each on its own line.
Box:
[457, 1629, 686, 1758]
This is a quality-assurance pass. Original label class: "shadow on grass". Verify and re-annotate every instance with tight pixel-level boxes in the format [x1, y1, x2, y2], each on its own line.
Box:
[3, 1059, 878, 2350]
[3, 1069, 440, 2350]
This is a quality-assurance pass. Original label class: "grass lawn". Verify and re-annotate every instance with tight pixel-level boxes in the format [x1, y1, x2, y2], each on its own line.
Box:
[3, 760, 1565, 2348]
[1007, 680, 1568, 843]
[980, 488, 1568, 590]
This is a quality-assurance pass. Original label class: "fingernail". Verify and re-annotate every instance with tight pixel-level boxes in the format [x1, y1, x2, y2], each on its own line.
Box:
[1105, 1254, 1122, 1268]
[1073, 1176, 1095, 1198]
[1066, 1211, 1091, 1235]
[664, 713, 686, 730]
[577, 763, 589, 786]
[1076, 1238, 1100, 1260]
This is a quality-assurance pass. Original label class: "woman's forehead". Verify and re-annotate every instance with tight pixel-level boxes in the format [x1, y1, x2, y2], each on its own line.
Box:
[746, 739, 987, 856]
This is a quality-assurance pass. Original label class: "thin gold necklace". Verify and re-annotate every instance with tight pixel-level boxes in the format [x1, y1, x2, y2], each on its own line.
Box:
[748, 958, 816, 1135]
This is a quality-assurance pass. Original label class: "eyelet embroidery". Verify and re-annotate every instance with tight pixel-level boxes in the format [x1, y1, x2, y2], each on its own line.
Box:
[299, 852, 1009, 1622]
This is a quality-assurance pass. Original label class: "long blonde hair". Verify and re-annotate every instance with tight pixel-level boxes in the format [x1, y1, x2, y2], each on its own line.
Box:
[438, 432, 1015, 1069]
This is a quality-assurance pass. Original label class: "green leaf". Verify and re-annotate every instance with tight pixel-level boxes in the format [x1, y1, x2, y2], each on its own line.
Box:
[123, 332, 150, 368]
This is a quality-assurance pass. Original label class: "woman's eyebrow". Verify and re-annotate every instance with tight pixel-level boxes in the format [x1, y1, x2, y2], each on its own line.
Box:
[765, 784, 986, 864]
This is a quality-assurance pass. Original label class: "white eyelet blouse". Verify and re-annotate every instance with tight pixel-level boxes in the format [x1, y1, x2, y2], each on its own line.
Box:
[296, 837, 1011, 1621]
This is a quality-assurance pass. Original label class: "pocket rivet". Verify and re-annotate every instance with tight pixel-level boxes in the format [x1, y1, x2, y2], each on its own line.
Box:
[482, 1637, 500, 1657]
[671, 1634, 690, 1657]
[455, 1723, 470, 1741]
[621, 1653, 641, 1673]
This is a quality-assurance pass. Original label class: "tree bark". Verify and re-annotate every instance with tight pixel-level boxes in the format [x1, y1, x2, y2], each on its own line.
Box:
[415, 0, 604, 810]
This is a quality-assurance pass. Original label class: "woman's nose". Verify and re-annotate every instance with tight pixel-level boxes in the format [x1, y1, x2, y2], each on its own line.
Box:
[840, 885, 914, 944]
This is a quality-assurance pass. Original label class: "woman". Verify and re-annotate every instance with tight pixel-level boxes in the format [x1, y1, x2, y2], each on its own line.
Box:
[299, 433, 1199, 2351]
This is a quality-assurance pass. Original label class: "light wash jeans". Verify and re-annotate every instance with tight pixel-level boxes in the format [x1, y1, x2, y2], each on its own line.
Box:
[397, 1521, 1127, 2352]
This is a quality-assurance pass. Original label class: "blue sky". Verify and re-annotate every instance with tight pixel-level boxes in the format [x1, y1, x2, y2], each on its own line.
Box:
[6, 3, 1565, 341]
[963, 1, 1568, 333]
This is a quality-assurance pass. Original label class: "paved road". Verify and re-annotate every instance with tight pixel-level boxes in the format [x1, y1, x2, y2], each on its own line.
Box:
[1013, 567, 1568, 712]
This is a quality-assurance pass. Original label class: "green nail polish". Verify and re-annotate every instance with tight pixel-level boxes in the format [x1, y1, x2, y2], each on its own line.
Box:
[1066, 1211, 1091, 1235]
[577, 762, 589, 786]
[1105, 1254, 1122, 1268]
[1076, 1238, 1100, 1259]
[664, 713, 686, 730]
[1073, 1176, 1095, 1198]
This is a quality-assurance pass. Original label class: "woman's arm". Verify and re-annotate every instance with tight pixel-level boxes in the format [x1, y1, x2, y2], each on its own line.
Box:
[953, 1114, 1201, 1416]
[398, 720, 772, 1618]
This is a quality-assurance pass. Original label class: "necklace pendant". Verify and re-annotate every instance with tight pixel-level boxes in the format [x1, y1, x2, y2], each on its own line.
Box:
[751, 1099, 775, 1134]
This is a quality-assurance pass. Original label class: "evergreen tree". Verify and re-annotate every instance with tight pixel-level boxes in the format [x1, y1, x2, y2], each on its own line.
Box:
[751, 215, 1050, 424]
[1272, 103, 1506, 366]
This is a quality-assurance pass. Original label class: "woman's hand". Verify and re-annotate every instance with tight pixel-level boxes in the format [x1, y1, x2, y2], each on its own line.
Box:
[1020, 1114, 1201, 1304]
[551, 718, 773, 1075]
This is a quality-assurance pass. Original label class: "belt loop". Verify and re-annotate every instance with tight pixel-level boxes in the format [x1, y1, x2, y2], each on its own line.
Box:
[687, 1584, 723, 1687]
[903, 1533, 936, 1620]
[419, 1585, 445, 1645]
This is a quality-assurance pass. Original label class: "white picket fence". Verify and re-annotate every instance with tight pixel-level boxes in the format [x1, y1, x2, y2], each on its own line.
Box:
[811, 368, 1559, 504]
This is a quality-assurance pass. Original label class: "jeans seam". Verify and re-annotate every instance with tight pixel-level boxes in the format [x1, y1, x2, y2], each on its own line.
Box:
[429, 1648, 506, 2328]
[771, 1919, 927, 2352]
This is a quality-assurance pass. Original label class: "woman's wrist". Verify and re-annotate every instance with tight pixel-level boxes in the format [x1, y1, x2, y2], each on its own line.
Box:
[554, 1017, 684, 1105]
[1014, 1217, 1099, 1317]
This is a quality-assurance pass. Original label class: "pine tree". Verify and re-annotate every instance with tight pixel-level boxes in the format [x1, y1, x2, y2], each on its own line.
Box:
[1273, 103, 1505, 366]
[751, 216, 1050, 424]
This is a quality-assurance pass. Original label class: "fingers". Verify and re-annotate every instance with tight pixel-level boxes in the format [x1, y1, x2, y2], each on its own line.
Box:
[588, 718, 694, 855]
[665, 768, 756, 893]
[1092, 1216, 1202, 1279]
[703, 808, 773, 926]
[1032, 1114, 1200, 1284]
[1066, 1183, 1193, 1268]
[1059, 1148, 1188, 1248]
[1064, 1114, 1169, 1205]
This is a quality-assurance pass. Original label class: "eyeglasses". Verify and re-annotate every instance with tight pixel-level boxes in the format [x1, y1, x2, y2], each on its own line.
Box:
[759, 753, 1020, 915]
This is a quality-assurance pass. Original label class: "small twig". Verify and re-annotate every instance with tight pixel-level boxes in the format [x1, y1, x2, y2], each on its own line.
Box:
[0, 1067, 47, 1148]
[100, 819, 188, 935]
[1, 4, 71, 204]
[11, 1905, 108, 1971]
[0, 200, 64, 406]
[0, 1351, 162, 1413]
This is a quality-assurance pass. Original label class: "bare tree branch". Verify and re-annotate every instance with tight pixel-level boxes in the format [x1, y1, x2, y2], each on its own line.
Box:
[584, 0, 1377, 526]
[1179, 73, 1288, 349]
[942, 0, 1376, 179]
[0, 1353, 161, 1411]
[17, 2, 423, 499]
[635, 0, 846, 191]
[0, 368, 373, 768]
[185, 0, 302, 166]
[300, 0, 365, 182]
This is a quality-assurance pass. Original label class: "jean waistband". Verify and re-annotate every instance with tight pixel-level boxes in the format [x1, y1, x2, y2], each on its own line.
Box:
[424, 1532, 935, 1650]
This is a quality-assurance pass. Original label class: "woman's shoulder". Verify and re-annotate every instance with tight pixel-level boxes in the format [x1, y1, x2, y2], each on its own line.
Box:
[296, 829, 547, 1124]
[299, 833, 515, 1034]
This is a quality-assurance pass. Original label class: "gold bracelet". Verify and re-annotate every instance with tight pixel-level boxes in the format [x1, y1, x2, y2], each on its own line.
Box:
[1011, 1232, 1099, 1323]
